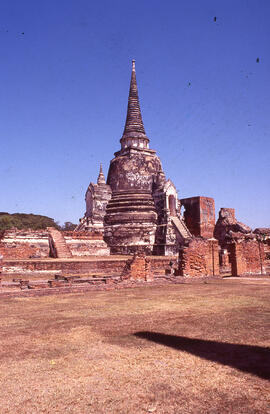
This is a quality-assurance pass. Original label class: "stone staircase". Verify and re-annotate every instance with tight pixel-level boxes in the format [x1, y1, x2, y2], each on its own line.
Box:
[171, 216, 192, 240]
[47, 227, 72, 258]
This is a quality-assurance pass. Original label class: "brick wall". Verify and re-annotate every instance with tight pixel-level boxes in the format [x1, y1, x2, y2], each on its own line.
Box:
[0, 229, 50, 259]
[180, 197, 215, 238]
[229, 240, 265, 276]
[121, 253, 153, 281]
[149, 256, 177, 272]
[62, 231, 103, 240]
[263, 242, 270, 260]
[178, 238, 220, 277]
[2, 258, 127, 275]
[2, 256, 176, 276]
[63, 232, 110, 256]
[0, 229, 110, 259]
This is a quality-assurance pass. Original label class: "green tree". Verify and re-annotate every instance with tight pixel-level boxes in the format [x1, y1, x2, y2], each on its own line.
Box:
[61, 222, 77, 231]
[0, 213, 60, 231]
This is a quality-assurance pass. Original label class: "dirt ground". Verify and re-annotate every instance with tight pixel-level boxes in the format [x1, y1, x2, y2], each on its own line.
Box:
[0, 278, 270, 414]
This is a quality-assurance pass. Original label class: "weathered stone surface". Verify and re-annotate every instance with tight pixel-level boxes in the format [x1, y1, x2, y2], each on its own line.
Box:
[78, 164, 112, 233]
[120, 59, 149, 148]
[104, 151, 161, 254]
[103, 61, 184, 255]
[152, 180, 191, 255]
[107, 150, 162, 193]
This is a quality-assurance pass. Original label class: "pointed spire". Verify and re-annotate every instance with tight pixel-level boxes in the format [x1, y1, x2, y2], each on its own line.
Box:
[121, 60, 149, 144]
[97, 163, 106, 185]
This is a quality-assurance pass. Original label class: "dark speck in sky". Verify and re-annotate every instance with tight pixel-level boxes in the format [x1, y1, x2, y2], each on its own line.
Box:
[213, 16, 217, 22]
[256, 57, 259, 63]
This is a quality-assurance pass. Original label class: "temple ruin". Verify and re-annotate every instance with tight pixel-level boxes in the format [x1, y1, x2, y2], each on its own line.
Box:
[0, 61, 269, 295]
[78, 60, 195, 256]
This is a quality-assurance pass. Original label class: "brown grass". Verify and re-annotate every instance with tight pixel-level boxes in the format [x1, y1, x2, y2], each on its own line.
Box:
[0, 279, 270, 413]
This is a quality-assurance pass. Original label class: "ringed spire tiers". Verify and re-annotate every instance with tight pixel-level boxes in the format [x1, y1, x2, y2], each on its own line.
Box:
[120, 60, 150, 150]
[97, 163, 106, 185]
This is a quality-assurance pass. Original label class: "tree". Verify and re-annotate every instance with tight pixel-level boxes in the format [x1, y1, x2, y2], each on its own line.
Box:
[61, 222, 77, 231]
[0, 213, 60, 231]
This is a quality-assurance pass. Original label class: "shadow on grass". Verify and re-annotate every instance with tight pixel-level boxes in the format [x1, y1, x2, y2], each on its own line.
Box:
[134, 332, 270, 380]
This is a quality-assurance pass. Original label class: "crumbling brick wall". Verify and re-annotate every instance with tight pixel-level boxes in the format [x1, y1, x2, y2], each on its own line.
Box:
[62, 231, 103, 240]
[121, 253, 153, 281]
[0, 251, 2, 276]
[2, 256, 176, 276]
[229, 240, 265, 276]
[214, 208, 252, 247]
[178, 238, 220, 277]
[62, 231, 110, 256]
[180, 197, 215, 238]
[0, 229, 110, 259]
[0, 229, 50, 259]
[0, 243, 41, 260]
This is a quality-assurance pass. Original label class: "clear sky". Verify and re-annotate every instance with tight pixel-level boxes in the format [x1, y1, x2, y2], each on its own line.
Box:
[1, 0, 269, 228]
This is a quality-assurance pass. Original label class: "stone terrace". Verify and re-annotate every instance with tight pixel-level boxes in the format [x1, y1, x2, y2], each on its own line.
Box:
[0, 255, 182, 297]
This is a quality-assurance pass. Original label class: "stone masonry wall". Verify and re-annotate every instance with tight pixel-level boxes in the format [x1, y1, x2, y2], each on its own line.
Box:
[178, 238, 220, 277]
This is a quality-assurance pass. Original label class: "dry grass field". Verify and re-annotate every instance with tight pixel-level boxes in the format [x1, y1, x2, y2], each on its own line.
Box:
[0, 279, 270, 414]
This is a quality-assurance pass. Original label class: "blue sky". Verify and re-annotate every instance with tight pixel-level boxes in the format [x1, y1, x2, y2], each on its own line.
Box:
[1, 0, 269, 228]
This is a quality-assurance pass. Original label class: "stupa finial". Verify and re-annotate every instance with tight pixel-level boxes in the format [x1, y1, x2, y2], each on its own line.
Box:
[97, 163, 106, 185]
[121, 60, 148, 141]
